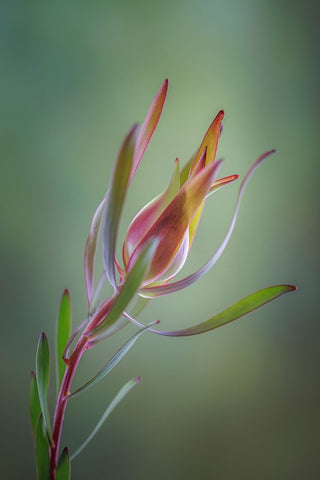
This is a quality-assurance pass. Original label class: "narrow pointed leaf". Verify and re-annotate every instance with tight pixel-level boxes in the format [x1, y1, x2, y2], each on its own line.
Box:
[90, 240, 158, 337]
[70, 322, 158, 398]
[36, 333, 52, 443]
[131, 79, 168, 181]
[140, 150, 276, 298]
[71, 378, 141, 461]
[29, 371, 41, 436]
[35, 415, 50, 480]
[56, 289, 71, 390]
[126, 286, 296, 336]
[189, 110, 224, 176]
[154, 285, 296, 336]
[102, 125, 139, 289]
[129, 161, 220, 285]
[84, 195, 106, 305]
[56, 447, 71, 480]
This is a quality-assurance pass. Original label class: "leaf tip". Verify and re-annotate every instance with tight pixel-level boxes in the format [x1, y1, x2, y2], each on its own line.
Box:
[39, 332, 47, 343]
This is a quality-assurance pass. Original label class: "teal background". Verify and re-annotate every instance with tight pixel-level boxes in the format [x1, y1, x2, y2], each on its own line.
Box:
[1, 1, 319, 479]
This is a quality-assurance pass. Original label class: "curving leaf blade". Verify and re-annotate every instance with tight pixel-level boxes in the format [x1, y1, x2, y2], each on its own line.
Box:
[71, 378, 141, 461]
[70, 322, 158, 398]
[152, 285, 296, 336]
[35, 415, 50, 480]
[29, 371, 41, 437]
[90, 239, 158, 338]
[84, 196, 106, 305]
[36, 333, 52, 443]
[102, 125, 139, 289]
[56, 289, 71, 391]
[56, 447, 71, 480]
[131, 79, 168, 181]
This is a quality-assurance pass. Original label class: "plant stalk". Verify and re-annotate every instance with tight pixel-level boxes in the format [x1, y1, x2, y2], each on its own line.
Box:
[49, 296, 115, 479]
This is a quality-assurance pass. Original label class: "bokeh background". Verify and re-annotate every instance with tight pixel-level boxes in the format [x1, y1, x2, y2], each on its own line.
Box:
[1, 0, 319, 479]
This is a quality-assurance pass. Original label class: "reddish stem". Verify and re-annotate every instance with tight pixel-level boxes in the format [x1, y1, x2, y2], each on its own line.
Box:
[49, 296, 114, 479]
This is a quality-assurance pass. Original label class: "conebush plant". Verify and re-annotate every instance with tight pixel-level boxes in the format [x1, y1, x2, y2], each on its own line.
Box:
[29, 80, 295, 479]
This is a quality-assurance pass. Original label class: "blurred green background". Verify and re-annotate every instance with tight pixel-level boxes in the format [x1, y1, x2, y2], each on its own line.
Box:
[1, 0, 319, 479]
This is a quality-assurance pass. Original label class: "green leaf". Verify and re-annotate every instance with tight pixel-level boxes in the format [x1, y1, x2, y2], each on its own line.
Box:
[153, 285, 296, 336]
[102, 125, 139, 289]
[29, 371, 41, 436]
[36, 332, 52, 443]
[56, 447, 71, 480]
[129, 295, 150, 318]
[70, 321, 158, 398]
[90, 239, 158, 338]
[71, 378, 141, 461]
[180, 153, 195, 186]
[56, 289, 71, 390]
[35, 415, 50, 480]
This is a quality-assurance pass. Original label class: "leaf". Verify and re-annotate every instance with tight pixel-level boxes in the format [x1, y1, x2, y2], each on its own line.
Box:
[89, 239, 158, 338]
[148, 285, 296, 336]
[129, 295, 150, 318]
[71, 378, 141, 461]
[131, 79, 168, 182]
[29, 371, 41, 436]
[189, 110, 224, 176]
[123, 158, 180, 267]
[56, 447, 71, 480]
[36, 333, 52, 443]
[140, 150, 277, 298]
[56, 289, 71, 390]
[180, 153, 196, 186]
[70, 321, 158, 398]
[128, 161, 220, 285]
[102, 125, 139, 289]
[84, 195, 106, 305]
[62, 318, 88, 362]
[35, 415, 50, 480]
